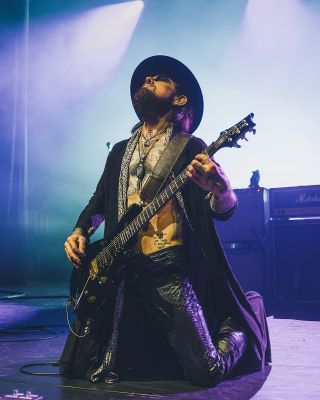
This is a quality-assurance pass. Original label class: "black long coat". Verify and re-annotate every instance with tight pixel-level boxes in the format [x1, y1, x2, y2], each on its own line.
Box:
[62, 135, 271, 378]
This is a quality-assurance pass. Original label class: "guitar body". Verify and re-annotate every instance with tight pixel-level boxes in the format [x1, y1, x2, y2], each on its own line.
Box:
[70, 203, 142, 321]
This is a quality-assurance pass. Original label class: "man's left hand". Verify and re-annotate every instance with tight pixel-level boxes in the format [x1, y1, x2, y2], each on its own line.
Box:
[186, 153, 230, 195]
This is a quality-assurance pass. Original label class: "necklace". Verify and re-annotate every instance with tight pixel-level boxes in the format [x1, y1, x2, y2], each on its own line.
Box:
[143, 129, 161, 147]
[135, 125, 172, 190]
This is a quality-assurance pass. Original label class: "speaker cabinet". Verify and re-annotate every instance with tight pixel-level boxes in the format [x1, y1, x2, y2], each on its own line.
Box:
[215, 188, 271, 309]
[215, 188, 269, 242]
[223, 243, 269, 301]
[271, 219, 320, 303]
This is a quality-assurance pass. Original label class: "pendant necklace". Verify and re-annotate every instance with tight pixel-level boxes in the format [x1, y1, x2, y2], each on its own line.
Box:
[143, 129, 160, 147]
[135, 126, 168, 190]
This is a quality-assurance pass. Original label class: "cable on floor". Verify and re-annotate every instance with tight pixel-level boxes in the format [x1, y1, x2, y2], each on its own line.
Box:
[0, 324, 68, 342]
[20, 361, 62, 376]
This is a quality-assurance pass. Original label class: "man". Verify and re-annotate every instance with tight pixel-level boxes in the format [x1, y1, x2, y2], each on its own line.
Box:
[61, 55, 270, 386]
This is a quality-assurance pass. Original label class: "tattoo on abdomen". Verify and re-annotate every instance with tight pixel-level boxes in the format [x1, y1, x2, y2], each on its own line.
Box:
[153, 231, 170, 250]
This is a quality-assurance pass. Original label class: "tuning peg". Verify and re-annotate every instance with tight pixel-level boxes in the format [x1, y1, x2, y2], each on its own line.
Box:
[249, 129, 256, 135]
[233, 144, 241, 148]
[241, 135, 249, 141]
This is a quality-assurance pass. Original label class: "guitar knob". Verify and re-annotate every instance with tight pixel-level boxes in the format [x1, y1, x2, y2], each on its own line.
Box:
[87, 295, 97, 303]
[99, 276, 108, 284]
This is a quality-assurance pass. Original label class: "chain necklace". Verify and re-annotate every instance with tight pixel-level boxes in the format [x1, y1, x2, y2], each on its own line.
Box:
[143, 129, 161, 147]
[135, 125, 172, 190]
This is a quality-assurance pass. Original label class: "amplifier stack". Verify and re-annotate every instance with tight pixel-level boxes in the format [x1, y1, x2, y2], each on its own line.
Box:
[215, 185, 320, 311]
[269, 185, 320, 305]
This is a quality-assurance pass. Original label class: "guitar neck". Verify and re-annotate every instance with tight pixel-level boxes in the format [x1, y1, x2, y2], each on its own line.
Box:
[106, 113, 255, 257]
[106, 169, 188, 256]
[133, 168, 188, 229]
[108, 144, 220, 255]
[128, 140, 221, 231]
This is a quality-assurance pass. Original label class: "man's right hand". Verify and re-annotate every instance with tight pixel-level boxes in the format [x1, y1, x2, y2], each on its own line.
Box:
[64, 228, 88, 268]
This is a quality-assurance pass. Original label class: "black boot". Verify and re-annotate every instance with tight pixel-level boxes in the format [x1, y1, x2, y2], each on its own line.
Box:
[214, 317, 248, 379]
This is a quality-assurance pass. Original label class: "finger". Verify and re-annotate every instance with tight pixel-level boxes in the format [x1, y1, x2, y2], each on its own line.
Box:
[195, 154, 218, 169]
[78, 236, 87, 256]
[68, 252, 82, 268]
[186, 169, 199, 181]
[194, 154, 215, 165]
[64, 243, 80, 262]
[186, 165, 200, 178]
[191, 160, 207, 173]
[67, 236, 84, 256]
[195, 153, 210, 163]
[196, 154, 217, 170]
[66, 236, 78, 250]
[66, 252, 81, 268]
[195, 159, 218, 177]
[64, 241, 81, 265]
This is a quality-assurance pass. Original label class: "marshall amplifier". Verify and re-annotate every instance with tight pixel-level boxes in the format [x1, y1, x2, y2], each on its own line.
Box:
[271, 219, 320, 303]
[270, 185, 320, 218]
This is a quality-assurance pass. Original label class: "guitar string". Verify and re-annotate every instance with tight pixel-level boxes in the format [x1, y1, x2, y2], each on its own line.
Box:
[91, 120, 252, 268]
[76, 119, 254, 313]
[92, 127, 242, 266]
[93, 126, 244, 265]
[95, 178, 180, 262]
[93, 171, 187, 266]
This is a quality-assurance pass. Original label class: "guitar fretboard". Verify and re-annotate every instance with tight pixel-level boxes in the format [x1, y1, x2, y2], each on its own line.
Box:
[98, 113, 255, 261]
[108, 169, 189, 256]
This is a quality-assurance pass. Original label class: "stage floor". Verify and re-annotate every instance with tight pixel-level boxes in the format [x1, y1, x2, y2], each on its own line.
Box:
[0, 282, 319, 400]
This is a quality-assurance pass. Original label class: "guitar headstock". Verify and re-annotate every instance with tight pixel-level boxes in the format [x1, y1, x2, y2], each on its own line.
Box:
[207, 113, 256, 155]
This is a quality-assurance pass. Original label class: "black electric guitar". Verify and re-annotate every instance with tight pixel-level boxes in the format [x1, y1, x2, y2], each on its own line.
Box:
[70, 113, 256, 322]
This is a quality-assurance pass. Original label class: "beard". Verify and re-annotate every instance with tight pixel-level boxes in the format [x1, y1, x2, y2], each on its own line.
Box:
[133, 87, 174, 125]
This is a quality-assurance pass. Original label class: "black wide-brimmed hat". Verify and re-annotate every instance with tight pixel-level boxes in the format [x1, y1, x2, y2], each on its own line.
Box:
[130, 55, 203, 134]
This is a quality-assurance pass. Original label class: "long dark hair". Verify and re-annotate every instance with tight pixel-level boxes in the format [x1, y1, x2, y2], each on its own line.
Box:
[170, 104, 194, 134]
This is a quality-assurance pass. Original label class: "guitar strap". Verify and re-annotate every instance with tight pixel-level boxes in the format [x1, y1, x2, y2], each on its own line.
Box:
[139, 132, 191, 204]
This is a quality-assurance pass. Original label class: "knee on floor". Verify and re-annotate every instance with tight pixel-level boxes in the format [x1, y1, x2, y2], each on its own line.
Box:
[186, 360, 226, 387]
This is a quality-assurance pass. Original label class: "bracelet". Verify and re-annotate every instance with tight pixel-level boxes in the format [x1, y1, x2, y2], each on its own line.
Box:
[207, 192, 238, 214]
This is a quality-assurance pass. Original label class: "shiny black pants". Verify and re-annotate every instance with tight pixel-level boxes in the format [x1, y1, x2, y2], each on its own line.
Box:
[127, 246, 248, 387]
